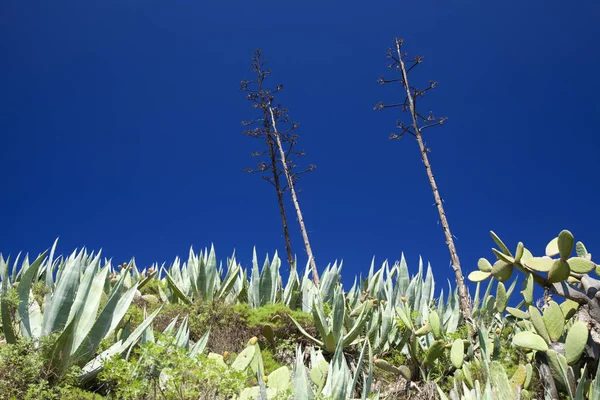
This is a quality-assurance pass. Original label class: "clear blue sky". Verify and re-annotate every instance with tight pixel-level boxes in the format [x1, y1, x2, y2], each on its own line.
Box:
[1, 1, 599, 293]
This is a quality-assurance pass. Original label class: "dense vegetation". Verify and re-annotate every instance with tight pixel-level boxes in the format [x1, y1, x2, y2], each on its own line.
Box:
[1, 229, 599, 399]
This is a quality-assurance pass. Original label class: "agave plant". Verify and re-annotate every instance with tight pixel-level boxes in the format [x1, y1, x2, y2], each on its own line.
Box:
[290, 284, 374, 354]
[0, 240, 161, 380]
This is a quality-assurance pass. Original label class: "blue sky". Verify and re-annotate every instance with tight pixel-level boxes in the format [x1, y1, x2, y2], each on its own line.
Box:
[1, 1, 599, 294]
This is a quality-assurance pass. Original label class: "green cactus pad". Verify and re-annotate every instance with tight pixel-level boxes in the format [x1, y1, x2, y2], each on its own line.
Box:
[477, 258, 493, 272]
[512, 331, 549, 352]
[529, 306, 551, 344]
[450, 338, 464, 369]
[548, 259, 570, 283]
[207, 352, 228, 369]
[524, 257, 553, 272]
[266, 366, 291, 391]
[425, 340, 446, 365]
[509, 364, 527, 388]
[429, 310, 442, 339]
[576, 241, 588, 258]
[546, 237, 560, 257]
[374, 358, 400, 373]
[462, 362, 474, 389]
[414, 322, 431, 337]
[545, 349, 568, 389]
[560, 299, 579, 320]
[491, 260, 514, 282]
[231, 345, 257, 371]
[490, 231, 512, 256]
[521, 247, 534, 264]
[310, 358, 329, 388]
[489, 361, 514, 400]
[468, 270, 491, 282]
[524, 363, 533, 389]
[397, 365, 412, 381]
[496, 281, 508, 313]
[492, 248, 515, 265]
[506, 307, 530, 320]
[515, 242, 525, 263]
[557, 230, 574, 259]
[564, 321, 588, 365]
[521, 273, 534, 306]
[543, 301, 565, 342]
[567, 257, 595, 274]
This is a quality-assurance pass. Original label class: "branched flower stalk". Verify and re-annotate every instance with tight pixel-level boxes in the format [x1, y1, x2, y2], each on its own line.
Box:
[375, 38, 472, 320]
[241, 49, 319, 284]
[268, 106, 319, 285]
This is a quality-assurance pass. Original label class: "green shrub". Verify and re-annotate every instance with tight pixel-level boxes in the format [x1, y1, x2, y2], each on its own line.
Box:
[0, 337, 94, 400]
[99, 336, 246, 400]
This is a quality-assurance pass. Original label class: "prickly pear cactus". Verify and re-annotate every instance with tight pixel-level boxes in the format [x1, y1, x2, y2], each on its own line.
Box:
[468, 229, 600, 398]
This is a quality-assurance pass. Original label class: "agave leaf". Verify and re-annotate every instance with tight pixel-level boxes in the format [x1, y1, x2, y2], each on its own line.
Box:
[217, 261, 241, 300]
[43, 239, 59, 309]
[42, 252, 83, 336]
[343, 303, 373, 348]
[290, 314, 325, 348]
[189, 329, 210, 357]
[349, 337, 369, 395]
[165, 271, 192, 305]
[331, 287, 345, 343]
[294, 345, 315, 400]
[18, 251, 47, 337]
[1, 255, 16, 344]
[72, 265, 109, 350]
[70, 281, 138, 365]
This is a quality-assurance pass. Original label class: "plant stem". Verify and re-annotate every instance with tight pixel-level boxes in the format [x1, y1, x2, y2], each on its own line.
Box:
[394, 38, 472, 320]
[268, 106, 320, 285]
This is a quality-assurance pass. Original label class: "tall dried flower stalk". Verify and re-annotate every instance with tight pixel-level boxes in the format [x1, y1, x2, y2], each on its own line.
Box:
[375, 38, 472, 320]
[241, 49, 319, 284]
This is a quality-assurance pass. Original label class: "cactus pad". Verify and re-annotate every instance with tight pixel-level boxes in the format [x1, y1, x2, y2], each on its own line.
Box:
[576, 241, 588, 258]
[521, 272, 534, 306]
[567, 257, 595, 274]
[493, 248, 515, 265]
[491, 260, 513, 282]
[546, 237, 559, 257]
[509, 364, 527, 388]
[560, 299, 579, 320]
[524, 257, 553, 272]
[528, 306, 551, 344]
[429, 310, 442, 339]
[496, 281, 508, 313]
[450, 338, 464, 369]
[515, 242, 525, 263]
[425, 340, 446, 365]
[468, 270, 491, 282]
[548, 259, 570, 283]
[512, 331, 549, 352]
[477, 257, 493, 272]
[506, 307, 530, 320]
[557, 230, 574, 259]
[490, 231, 512, 256]
[564, 320, 588, 365]
[543, 301, 565, 342]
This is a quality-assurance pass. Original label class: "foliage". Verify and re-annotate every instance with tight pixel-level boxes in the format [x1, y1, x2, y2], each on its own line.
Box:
[99, 338, 247, 399]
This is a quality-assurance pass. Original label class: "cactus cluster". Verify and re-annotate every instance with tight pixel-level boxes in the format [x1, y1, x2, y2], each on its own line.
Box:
[467, 230, 600, 399]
